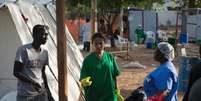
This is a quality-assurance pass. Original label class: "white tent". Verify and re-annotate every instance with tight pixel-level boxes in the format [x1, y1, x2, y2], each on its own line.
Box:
[0, 0, 84, 101]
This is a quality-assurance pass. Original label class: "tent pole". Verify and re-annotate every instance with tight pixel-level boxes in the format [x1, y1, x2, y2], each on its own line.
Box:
[56, 0, 68, 101]
[90, 0, 97, 52]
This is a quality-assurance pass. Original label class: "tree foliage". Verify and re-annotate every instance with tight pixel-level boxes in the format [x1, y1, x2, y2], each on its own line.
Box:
[172, 0, 201, 8]
[187, 0, 201, 8]
[65, 0, 164, 34]
[65, 0, 164, 18]
[65, 0, 91, 19]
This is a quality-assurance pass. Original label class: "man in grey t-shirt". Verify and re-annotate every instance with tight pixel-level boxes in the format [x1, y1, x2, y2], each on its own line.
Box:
[13, 24, 53, 101]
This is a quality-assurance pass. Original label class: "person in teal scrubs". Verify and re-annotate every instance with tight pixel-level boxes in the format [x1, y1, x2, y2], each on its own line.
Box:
[135, 25, 146, 44]
[80, 32, 124, 101]
[144, 42, 178, 101]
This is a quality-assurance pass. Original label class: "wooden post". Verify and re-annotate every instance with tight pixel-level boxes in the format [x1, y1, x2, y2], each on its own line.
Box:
[56, 0, 68, 101]
[175, 11, 179, 39]
[120, 8, 124, 37]
[91, 0, 98, 34]
[90, 0, 97, 52]
[91, 0, 97, 34]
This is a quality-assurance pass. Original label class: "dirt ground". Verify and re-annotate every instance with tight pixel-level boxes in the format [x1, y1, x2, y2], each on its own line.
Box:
[81, 43, 200, 101]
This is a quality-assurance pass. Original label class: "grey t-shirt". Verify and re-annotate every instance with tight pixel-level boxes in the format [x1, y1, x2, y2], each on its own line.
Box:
[15, 43, 48, 96]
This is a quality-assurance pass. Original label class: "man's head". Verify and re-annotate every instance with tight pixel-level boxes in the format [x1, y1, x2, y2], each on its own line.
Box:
[32, 24, 49, 45]
[92, 32, 106, 54]
[86, 17, 90, 23]
[154, 42, 174, 62]
[138, 25, 142, 28]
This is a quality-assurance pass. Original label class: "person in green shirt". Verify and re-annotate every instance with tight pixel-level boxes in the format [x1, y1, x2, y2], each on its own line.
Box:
[80, 32, 124, 101]
[135, 25, 146, 44]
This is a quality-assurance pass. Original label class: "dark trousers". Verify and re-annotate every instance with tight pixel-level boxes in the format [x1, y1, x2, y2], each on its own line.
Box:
[83, 41, 90, 52]
[110, 36, 115, 47]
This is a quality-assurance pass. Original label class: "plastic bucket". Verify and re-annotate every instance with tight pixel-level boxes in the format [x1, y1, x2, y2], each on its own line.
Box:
[146, 42, 153, 49]
[178, 57, 200, 92]
[179, 33, 188, 44]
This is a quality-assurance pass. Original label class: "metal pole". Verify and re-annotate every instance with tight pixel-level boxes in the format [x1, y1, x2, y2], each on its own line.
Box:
[56, 0, 68, 101]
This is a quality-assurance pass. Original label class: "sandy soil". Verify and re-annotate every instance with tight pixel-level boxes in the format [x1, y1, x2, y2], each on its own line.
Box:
[81, 43, 199, 101]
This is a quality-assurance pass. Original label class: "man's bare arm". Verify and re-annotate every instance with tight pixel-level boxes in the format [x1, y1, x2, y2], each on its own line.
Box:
[13, 61, 36, 85]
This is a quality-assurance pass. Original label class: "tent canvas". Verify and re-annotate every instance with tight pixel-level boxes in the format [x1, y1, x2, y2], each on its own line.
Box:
[0, 0, 84, 101]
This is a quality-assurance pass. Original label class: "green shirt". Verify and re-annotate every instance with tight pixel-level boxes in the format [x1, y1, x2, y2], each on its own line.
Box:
[135, 27, 144, 37]
[80, 51, 120, 101]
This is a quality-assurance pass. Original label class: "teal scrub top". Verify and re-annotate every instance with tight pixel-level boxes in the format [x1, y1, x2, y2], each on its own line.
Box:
[144, 61, 178, 101]
[135, 27, 144, 37]
[80, 51, 120, 101]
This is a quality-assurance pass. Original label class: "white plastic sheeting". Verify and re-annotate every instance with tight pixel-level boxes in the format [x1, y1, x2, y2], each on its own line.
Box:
[0, 0, 4, 8]
[0, 0, 84, 101]
[145, 31, 156, 43]
[0, 0, 52, 5]
[0, 7, 19, 98]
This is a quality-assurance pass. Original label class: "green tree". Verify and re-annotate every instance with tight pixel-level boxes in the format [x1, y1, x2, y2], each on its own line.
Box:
[188, 0, 201, 8]
[97, 0, 164, 34]
[176, 0, 201, 8]
[65, 0, 164, 18]
[65, 0, 91, 19]
[65, 0, 164, 34]
[133, 0, 164, 10]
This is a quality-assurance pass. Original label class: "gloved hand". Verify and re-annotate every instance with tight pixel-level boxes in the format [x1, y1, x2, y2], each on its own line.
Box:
[115, 89, 124, 101]
[81, 76, 92, 87]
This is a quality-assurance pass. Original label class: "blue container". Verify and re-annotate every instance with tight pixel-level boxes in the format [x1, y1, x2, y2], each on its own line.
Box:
[146, 42, 153, 49]
[178, 57, 200, 92]
[179, 33, 188, 44]
[146, 38, 154, 49]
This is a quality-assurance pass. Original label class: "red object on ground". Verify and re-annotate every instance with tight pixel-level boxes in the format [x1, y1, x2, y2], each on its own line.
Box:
[147, 92, 165, 101]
